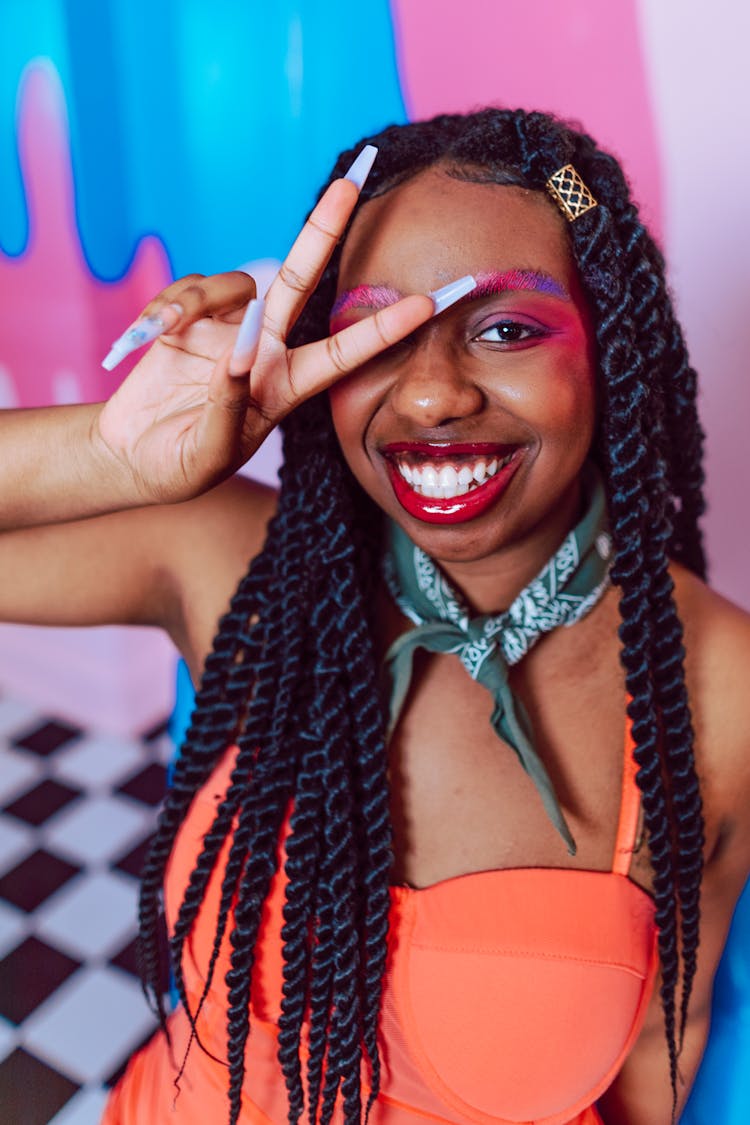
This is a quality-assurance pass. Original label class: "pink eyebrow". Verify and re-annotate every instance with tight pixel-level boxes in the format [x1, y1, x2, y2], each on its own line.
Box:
[330, 284, 404, 322]
[472, 269, 569, 300]
[329, 270, 568, 331]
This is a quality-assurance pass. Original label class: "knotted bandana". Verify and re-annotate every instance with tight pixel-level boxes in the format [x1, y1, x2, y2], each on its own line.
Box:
[382, 465, 612, 855]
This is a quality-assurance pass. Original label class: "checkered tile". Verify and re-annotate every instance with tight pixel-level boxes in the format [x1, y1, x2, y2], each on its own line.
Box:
[0, 696, 174, 1123]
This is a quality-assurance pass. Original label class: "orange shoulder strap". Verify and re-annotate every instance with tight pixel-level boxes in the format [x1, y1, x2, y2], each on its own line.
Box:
[611, 715, 642, 875]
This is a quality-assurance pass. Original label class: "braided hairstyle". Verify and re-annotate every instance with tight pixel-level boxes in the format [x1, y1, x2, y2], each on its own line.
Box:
[138, 109, 706, 1124]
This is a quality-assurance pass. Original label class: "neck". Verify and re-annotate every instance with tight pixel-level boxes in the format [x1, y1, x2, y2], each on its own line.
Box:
[435, 480, 583, 615]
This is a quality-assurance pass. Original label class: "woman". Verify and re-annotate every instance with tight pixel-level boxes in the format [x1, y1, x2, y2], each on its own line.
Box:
[3, 109, 750, 1125]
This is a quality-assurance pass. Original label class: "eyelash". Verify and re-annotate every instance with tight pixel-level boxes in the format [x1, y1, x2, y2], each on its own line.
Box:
[475, 320, 545, 345]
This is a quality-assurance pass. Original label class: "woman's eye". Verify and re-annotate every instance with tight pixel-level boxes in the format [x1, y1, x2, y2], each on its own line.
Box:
[476, 321, 543, 344]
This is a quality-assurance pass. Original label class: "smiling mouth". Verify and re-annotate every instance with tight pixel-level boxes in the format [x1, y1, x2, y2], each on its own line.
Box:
[382, 442, 523, 523]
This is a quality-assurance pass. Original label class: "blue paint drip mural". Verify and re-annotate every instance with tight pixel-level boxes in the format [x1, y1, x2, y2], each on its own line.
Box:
[2, 0, 407, 278]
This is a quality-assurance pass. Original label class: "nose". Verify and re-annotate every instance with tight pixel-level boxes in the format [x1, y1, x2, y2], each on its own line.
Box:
[388, 336, 484, 429]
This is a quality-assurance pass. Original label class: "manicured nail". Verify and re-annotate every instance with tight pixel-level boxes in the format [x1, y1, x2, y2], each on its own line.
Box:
[344, 145, 378, 191]
[229, 298, 265, 376]
[101, 304, 183, 371]
[429, 275, 477, 316]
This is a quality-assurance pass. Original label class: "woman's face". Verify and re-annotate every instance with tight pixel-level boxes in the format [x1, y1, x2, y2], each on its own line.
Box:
[328, 167, 597, 567]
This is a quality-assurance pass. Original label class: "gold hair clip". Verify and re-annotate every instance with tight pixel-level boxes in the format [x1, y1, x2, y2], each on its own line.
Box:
[545, 164, 597, 222]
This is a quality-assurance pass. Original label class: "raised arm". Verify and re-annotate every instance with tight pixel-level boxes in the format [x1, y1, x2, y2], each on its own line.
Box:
[0, 161, 440, 659]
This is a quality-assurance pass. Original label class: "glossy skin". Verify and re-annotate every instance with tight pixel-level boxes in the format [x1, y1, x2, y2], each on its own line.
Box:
[1, 160, 750, 1125]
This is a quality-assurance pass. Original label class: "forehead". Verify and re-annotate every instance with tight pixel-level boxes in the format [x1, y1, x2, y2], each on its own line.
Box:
[337, 168, 576, 294]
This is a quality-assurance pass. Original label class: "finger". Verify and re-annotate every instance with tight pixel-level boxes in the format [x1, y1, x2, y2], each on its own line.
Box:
[276, 293, 435, 409]
[155, 271, 257, 329]
[134, 272, 257, 337]
[102, 273, 258, 372]
[263, 177, 360, 341]
[136, 274, 206, 323]
[263, 147, 376, 340]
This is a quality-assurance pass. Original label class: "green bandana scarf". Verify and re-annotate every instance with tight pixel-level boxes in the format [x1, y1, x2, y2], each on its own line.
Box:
[382, 464, 612, 855]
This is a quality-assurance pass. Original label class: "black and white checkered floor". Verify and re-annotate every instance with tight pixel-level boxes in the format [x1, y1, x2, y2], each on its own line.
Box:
[0, 694, 173, 1125]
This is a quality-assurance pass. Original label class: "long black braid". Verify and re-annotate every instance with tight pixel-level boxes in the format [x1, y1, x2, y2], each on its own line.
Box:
[138, 108, 706, 1123]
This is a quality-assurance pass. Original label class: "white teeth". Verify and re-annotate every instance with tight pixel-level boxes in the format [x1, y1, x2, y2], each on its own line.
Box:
[438, 465, 458, 488]
[421, 465, 438, 497]
[395, 451, 516, 498]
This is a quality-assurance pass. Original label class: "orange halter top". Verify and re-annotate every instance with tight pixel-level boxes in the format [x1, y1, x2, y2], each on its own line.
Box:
[102, 722, 658, 1125]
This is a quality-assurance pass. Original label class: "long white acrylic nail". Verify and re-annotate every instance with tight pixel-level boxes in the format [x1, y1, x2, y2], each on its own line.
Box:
[343, 145, 378, 191]
[101, 304, 182, 371]
[229, 298, 265, 376]
[429, 274, 477, 316]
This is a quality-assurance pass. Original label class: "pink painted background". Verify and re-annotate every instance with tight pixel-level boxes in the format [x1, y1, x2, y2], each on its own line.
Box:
[392, 0, 664, 235]
[1, 1, 748, 733]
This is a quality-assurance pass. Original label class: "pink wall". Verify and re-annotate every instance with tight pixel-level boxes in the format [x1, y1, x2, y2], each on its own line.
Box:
[391, 0, 663, 234]
[636, 0, 750, 603]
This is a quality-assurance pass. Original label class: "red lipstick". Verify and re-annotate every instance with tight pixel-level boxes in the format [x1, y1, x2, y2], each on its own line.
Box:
[382, 442, 515, 458]
[382, 443, 523, 525]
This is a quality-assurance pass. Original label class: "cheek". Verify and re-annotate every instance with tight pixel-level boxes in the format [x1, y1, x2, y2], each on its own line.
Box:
[553, 369, 595, 422]
[328, 375, 381, 466]
[530, 350, 596, 443]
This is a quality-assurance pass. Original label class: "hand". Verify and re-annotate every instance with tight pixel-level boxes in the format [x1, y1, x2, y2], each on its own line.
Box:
[96, 175, 438, 506]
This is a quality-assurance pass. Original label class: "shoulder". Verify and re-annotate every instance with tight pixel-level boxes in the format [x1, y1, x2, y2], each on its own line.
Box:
[152, 473, 278, 680]
[152, 471, 277, 574]
[670, 561, 750, 863]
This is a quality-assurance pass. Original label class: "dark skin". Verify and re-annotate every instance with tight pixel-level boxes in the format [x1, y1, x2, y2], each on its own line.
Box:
[1, 165, 749, 1124]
